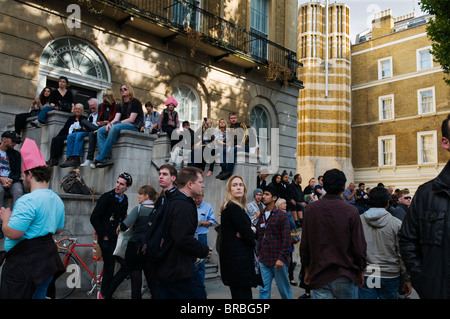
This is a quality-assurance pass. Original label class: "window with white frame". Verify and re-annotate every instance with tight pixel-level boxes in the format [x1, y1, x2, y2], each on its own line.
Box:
[378, 135, 396, 167]
[417, 87, 435, 115]
[172, 84, 201, 130]
[378, 94, 394, 120]
[378, 57, 392, 79]
[417, 131, 437, 164]
[250, 0, 269, 59]
[417, 47, 433, 70]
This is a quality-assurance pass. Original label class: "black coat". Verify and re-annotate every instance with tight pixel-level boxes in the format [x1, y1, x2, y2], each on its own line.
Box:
[219, 202, 258, 288]
[399, 160, 450, 299]
[156, 189, 210, 282]
[90, 189, 128, 241]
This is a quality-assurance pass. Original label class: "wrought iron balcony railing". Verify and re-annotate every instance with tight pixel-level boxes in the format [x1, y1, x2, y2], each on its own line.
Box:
[99, 0, 300, 83]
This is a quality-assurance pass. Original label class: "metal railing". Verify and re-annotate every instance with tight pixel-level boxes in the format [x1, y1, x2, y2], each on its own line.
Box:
[101, 0, 299, 79]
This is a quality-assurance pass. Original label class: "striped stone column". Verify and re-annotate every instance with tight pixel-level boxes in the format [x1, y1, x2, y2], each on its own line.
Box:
[297, 2, 354, 182]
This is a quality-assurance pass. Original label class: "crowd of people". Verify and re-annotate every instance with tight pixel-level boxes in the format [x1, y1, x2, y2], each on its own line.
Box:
[0, 78, 449, 300]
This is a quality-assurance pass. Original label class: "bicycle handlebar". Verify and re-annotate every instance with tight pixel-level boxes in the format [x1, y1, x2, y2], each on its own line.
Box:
[56, 237, 75, 250]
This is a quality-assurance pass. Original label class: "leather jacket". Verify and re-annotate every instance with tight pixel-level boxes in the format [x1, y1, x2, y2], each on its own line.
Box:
[399, 160, 450, 299]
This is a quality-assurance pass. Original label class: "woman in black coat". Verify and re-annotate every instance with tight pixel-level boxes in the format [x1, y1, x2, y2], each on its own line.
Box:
[218, 175, 258, 299]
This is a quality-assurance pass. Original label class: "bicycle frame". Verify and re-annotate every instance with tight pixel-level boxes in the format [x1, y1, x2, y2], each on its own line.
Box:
[57, 237, 103, 296]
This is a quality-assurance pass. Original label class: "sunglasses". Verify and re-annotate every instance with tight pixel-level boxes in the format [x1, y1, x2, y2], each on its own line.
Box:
[120, 87, 128, 91]
[402, 196, 412, 200]
[119, 172, 132, 182]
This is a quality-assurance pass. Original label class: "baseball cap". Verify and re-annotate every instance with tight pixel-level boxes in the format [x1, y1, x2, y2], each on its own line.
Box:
[2, 131, 22, 143]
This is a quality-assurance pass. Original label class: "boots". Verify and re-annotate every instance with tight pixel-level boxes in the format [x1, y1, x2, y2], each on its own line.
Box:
[59, 156, 81, 168]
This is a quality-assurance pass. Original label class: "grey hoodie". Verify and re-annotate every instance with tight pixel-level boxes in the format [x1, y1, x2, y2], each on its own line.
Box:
[360, 208, 410, 284]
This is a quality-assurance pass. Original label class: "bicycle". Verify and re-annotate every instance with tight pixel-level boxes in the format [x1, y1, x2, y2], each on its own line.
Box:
[55, 237, 103, 299]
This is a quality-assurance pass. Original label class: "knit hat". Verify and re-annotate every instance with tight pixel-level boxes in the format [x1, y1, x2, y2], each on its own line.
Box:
[253, 188, 264, 198]
[165, 96, 178, 107]
[21, 138, 46, 172]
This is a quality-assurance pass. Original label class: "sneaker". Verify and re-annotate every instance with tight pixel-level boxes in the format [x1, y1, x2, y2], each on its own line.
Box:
[80, 159, 92, 167]
[96, 159, 114, 168]
[31, 119, 42, 128]
[298, 293, 311, 299]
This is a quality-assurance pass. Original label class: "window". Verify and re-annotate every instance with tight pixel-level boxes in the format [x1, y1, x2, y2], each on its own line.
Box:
[378, 94, 394, 120]
[417, 87, 435, 115]
[172, 84, 201, 130]
[378, 135, 396, 167]
[417, 131, 437, 164]
[250, 0, 269, 59]
[39, 36, 111, 108]
[173, 0, 201, 30]
[417, 47, 433, 70]
[250, 106, 270, 163]
[378, 57, 392, 79]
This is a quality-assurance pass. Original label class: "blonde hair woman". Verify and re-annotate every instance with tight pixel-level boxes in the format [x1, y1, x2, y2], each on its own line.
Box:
[218, 175, 258, 299]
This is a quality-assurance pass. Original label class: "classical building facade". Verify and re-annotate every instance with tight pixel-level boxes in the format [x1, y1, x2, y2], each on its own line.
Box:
[0, 0, 302, 176]
[351, 10, 449, 192]
[297, 1, 353, 183]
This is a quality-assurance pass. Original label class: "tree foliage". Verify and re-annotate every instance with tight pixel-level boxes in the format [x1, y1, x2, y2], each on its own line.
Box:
[420, 0, 450, 85]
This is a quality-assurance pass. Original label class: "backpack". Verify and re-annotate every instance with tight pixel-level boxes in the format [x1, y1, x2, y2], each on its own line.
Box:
[60, 169, 93, 195]
[137, 191, 188, 261]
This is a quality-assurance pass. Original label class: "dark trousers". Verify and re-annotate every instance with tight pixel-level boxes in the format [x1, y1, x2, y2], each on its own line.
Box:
[86, 131, 97, 161]
[229, 285, 253, 299]
[49, 135, 67, 161]
[98, 238, 126, 299]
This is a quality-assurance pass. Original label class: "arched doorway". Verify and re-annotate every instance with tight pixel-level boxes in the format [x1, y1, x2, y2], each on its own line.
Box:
[38, 36, 111, 109]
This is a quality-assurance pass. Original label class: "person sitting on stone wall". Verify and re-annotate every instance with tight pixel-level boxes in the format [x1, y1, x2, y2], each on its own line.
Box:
[80, 88, 118, 167]
[31, 76, 74, 128]
[46, 103, 86, 166]
[91, 84, 144, 169]
[14, 87, 51, 136]
[59, 99, 100, 168]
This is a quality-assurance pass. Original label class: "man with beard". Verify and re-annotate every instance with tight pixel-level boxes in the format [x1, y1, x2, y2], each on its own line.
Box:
[0, 138, 65, 299]
[0, 131, 24, 210]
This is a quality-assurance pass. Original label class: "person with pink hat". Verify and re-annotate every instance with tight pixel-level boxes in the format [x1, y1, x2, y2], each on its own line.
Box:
[0, 138, 65, 299]
[158, 96, 180, 150]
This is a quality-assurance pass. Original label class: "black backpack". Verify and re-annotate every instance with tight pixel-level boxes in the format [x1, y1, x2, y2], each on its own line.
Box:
[60, 169, 93, 195]
[136, 192, 187, 261]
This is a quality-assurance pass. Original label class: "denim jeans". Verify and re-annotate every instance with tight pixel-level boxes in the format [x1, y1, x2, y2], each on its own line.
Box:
[358, 276, 400, 299]
[259, 261, 293, 299]
[32, 275, 54, 299]
[96, 123, 138, 162]
[37, 105, 54, 123]
[312, 276, 359, 299]
[66, 131, 89, 157]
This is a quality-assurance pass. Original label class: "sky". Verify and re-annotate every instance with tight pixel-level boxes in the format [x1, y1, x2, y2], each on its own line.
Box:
[298, 0, 426, 42]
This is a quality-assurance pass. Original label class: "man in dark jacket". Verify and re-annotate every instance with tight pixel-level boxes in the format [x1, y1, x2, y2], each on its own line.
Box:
[0, 131, 23, 209]
[399, 114, 450, 299]
[156, 167, 211, 299]
[90, 172, 132, 299]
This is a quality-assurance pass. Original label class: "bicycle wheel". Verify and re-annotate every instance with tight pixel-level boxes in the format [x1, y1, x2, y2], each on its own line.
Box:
[54, 252, 78, 299]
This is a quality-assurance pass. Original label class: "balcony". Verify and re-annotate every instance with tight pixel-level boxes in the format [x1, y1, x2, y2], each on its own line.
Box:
[94, 0, 303, 87]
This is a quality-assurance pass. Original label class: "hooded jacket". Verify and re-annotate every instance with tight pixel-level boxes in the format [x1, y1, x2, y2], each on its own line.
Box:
[360, 208, 410, 284]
